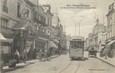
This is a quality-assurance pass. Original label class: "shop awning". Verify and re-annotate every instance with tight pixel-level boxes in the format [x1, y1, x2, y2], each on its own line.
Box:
[3, 39, 13, 42]
[0, 33, 13, 42]
[53, 39, 59, 43]
[0, 33, 7, 41]
[48, 41, 58, 49]
[107, 40, 115, 46]
[38, 37, 48, 41]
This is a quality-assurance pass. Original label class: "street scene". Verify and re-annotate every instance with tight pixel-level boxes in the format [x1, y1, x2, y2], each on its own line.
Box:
[3, 52, 115, 73]
[0, 0, 115, 73]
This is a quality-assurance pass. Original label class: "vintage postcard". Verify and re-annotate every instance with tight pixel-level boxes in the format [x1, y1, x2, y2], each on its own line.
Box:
[0, 0, 115, 73]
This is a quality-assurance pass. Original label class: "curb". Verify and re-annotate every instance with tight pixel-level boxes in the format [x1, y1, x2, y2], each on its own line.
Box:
[3, 55, 59, 72]
[96, 57, 115, 68]
[3, 62, 35, 72]
[49, 55, 59, 59]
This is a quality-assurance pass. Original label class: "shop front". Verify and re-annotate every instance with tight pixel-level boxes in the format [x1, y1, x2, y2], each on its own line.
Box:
[35, 37, 48, 58]
[106, 40, 115, 58]
[48, 41, 58, 55]
[0, 32, 14, 64]
[0, 33, 6, 72]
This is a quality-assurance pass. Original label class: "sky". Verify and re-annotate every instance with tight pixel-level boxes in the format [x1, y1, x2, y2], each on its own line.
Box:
[38, 0, 114, 38]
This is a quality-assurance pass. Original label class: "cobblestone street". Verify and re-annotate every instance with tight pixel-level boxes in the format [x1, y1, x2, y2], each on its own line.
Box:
[5, 52, 115, 73]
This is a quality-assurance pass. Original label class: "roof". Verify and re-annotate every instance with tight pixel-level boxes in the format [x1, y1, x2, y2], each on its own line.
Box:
[24, 0, 35, 6]
[42, 5, 53, 16]
[71, 36, 84, 41]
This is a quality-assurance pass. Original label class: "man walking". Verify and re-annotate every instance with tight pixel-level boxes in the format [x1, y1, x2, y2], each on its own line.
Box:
[14, 49, 20, 63]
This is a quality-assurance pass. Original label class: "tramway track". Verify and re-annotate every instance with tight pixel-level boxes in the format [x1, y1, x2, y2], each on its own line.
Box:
[59, 61, 72, 73]
[59, 61, 81, 73]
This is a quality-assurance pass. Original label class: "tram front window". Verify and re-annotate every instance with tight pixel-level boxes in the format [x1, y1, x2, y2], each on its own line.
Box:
[71, 41, 84, 49]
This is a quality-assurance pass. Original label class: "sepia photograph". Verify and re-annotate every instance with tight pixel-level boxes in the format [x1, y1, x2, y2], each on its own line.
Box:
[0, 0, 115, 73]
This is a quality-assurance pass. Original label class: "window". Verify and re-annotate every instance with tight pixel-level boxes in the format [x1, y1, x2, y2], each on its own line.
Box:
[70, 41, 84, 49]
[17, 2, 21, 18]
[37, 26, 39, 30]
[110, 31, 112, 38]
[24, 9, 29, 19]
[1, 18, 9, 33]
[44, 17, 46, 24]
[41, 16, 44, 23]
[48, 19, 51, 26]
[1, 18, 9, 27]
[2, 0, 8, 13]
[43, 28, 45, 32]
[39, 15, 41, 21]
[36, 14, 39, 20]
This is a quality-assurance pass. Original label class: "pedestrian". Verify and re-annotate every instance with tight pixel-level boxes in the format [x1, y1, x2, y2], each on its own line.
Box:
[39, 49, 43, 61]
[103, 45, 110, 59]
[14, 49, 20, 63]
[21, 52, 26, 63]
[44, 49, 49, 61]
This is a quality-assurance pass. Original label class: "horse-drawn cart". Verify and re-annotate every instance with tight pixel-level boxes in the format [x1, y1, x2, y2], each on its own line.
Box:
[88, 47, 97, 57]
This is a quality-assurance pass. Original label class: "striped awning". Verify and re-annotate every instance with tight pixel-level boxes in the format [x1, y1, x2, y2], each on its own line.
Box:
[52, 39, 59, 43]
[107, 40, 115, 46]
[0, 33, 6, 41]
[48, 41, 58, 49]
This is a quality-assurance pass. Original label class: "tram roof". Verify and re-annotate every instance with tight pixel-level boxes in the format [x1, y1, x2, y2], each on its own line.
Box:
[70, 36, 84, 41]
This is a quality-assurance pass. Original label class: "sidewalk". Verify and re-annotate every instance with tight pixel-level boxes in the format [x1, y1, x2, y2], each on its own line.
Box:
[3, 55, 59, 72]
[97, 53, 115, 67]
[3, 60, 38, 72]
[49, 55, 59, 59]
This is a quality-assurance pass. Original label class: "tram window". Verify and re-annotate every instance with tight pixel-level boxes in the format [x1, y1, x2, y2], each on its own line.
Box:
[70, 41, 84, 49]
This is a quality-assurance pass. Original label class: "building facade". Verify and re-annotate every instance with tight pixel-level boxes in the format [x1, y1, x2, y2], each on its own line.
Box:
[106, 1, 115, 57]
[0, 0, 55, 62]
[106, 2, 115, 41]
[92, 19, 106, 51]
[86, 19, 106, 52]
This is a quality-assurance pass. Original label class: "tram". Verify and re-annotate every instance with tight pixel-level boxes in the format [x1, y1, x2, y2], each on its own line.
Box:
[69, 36, 84, 60]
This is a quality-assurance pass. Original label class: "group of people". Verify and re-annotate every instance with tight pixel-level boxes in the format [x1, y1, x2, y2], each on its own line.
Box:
[36, 49, 49, 61]
[9, 48, 51, 68]
[100, 45, 114, 59]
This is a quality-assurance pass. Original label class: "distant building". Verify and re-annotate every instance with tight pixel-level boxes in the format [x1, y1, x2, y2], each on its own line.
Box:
[52, 11, 67, 53]
[92, 19, 106, 51]
[52, 11, 60, 26]
[106, 1, 115, 57]
[66, 35, 71, 49]
[106, 2, 115, 42]
[0, 0, 28, 54]
[0, 0, 33, 63]
[0, 0, 55, 61]
[85, 33, 93, 50]
[86, 18, 106, 52]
